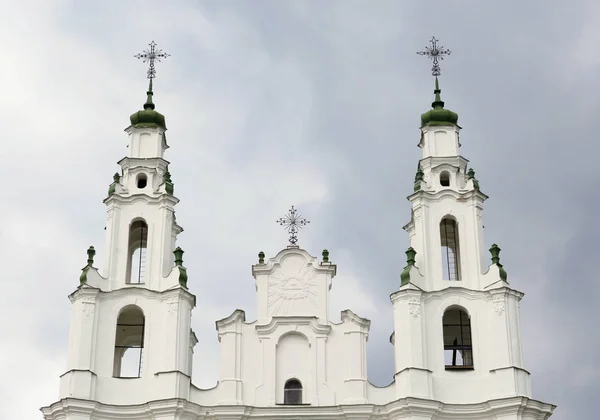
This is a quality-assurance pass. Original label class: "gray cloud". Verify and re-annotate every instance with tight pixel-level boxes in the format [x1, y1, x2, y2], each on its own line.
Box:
[1, 1, 596, 418]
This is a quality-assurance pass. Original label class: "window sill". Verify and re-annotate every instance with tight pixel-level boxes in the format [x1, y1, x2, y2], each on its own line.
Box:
[275, 403, 311, 406]
[445, 365, 474, 371]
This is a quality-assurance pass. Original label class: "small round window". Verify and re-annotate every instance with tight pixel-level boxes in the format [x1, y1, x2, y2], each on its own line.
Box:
[136, 174, 148, 189]
[440, 171, 450, 187]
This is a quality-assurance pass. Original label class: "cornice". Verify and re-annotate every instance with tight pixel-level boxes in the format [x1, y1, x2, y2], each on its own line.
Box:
[390, 285, 422, 304]
[68, 285, 101, 302]
[420, 286, 491, 303]
[485, 285, 524, 300]
[74, 284, 197, 304]
[117, 156, 170, 168]
[255, 316, 332, 336]
[40, 395, 555, 419]
[407, 187, 488, 203]
[252, 246, 336, 277]
[215, 309, 246, 331]
[103, 192, 179, 206]
[340, 309, 372, 330]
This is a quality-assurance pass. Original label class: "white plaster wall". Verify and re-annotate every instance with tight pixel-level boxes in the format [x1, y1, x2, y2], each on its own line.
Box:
[391, 286, 530, 405]
[60, 286, 194, 405]
[421, 125, 460, 158]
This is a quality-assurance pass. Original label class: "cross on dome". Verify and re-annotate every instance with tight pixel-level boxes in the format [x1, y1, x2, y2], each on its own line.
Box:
[417, 37, 451, 77]
[134, 41, 170, 79]
[276, 206, 310, 245]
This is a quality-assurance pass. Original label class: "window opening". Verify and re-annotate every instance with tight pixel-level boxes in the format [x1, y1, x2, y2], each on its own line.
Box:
[440, 171, 450, 187]
[440, 218, 460, 281]
[113, 306, 145, 378]
[443, 308, 473, 370]
[136, 174, 147, 189]
[284, 378, 303, 405]
[127, 220, 148, 284]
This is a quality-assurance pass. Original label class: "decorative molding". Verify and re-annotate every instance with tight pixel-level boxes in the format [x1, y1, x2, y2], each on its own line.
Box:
[166, 297, 179, 314]
[40, 395, 556, 419]
[340, 309, 372, 329]
[493, 295, 506, 315]
[82, 297, 96, 318]
[166, 210, 173, 222]
[255, 316, 331, 337]
[408, 298, 421, 318]
[216, 309, 246, 330]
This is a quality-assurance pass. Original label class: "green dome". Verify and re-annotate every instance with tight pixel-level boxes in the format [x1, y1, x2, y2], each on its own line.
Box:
[129, 79, 167, 129]
[420, 77, 458, 127]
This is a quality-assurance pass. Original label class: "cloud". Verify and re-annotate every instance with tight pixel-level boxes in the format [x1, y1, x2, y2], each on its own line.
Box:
[2, 1, 598, 418]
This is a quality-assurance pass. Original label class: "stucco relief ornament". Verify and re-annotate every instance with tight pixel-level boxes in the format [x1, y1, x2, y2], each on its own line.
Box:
[106, 208, 114, 221]
[166, 210, 173, 222]
[166, 297, 179, 314]
[408, 298, 421, 318]
[82, 297, 96, 318]
[493, 295, 506, 315]
[268, 265, 318, 315]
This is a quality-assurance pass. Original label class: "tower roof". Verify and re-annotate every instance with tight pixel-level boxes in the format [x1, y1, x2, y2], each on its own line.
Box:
[420, 77, 458, 128]
[129, 79, 167, 129]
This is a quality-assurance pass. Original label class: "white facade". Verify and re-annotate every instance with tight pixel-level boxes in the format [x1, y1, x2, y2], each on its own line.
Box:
[41, 82, 556, 419]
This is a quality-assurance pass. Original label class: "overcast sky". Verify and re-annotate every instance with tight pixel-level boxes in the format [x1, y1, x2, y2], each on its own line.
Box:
[1, 1, 598, 418]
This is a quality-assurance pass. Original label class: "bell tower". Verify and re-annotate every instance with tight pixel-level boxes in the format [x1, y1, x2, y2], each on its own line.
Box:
[42, 42, 197, 417]
[390, 38, 554, 417]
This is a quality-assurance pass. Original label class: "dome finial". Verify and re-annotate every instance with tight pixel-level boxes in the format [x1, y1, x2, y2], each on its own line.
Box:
[417, 38, 458, 128]
[144, 78, 155, 111]
[130, 41, 170, 129]
[432, 76, 445, 109]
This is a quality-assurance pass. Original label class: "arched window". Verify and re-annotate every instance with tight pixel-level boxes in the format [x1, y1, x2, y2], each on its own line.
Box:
[443, 307, 473, 370]
[127, 220, 148, 284]
[113, 306, 145, 378]
[440, 217, 461, 281]
[283, 378, 303, 405]
[440, 171, 450, 187]
[136, 173, 148, 189]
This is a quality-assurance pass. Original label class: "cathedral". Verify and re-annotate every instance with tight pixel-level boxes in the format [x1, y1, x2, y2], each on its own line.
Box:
[40, 41, 556, 419]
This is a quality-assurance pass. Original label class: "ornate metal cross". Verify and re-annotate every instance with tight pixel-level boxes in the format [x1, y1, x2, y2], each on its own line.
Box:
[134, 41, 170, 79]
[417, 37, 451, 77]
[276, 206, 310, 245]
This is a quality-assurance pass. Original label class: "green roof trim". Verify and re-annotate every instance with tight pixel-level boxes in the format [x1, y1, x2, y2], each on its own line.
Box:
[420, 77, 458, 128]
[173, 247, 188, 288]
[400, 247, 417, 286]
[414, 163, 424, 192]
[164, 170, 174, 195]
[467, 168, 480, 191]
[129, 79, 167, 129]
[79, 246, 95, 285]
[490, 244, 508, 282]
[108, 172, 120, 196]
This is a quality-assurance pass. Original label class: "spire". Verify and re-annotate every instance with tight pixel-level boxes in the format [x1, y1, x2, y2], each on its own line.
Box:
[432, 77, 444, 108]
[144, 78, 155, 111]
